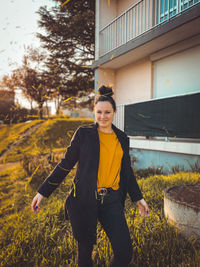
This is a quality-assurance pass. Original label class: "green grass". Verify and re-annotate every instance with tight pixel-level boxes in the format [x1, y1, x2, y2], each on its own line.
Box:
[0, 119, 199, 266]
[0, 120, 42, 159]
[0, 118, 94, 162]
[0, 167, 199, 267]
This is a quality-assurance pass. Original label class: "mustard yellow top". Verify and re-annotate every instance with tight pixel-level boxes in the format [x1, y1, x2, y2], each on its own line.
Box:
[97, 128, 123, 191]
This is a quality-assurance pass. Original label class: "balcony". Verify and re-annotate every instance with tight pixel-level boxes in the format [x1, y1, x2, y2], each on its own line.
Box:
[99, 0, 200, 57]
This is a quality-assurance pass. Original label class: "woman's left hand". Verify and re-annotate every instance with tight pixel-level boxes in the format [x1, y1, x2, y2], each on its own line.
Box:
[136, 198, 150, 217]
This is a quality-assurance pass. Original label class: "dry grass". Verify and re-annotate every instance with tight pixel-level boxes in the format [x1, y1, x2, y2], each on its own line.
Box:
[0, 166, 199, 267]
[0, 118, 199, 266]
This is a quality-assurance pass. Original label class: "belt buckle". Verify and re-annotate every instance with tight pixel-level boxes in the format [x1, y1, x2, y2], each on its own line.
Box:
[98, 187, 108, 196]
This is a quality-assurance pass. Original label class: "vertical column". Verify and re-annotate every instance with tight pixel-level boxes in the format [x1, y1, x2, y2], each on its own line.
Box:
[95, 0, 100, 60]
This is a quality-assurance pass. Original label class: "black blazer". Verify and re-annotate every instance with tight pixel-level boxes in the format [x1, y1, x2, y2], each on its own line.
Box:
[38, 122, 143, 243]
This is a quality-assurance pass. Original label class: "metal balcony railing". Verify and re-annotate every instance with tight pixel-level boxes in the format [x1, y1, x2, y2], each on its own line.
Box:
[99, 0, 200, 56]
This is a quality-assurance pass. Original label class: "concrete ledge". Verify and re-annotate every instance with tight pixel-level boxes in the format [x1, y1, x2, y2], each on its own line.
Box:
[129, 138, 200, 155]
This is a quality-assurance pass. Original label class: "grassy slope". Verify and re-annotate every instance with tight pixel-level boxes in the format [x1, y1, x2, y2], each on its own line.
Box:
[0, 118, 94, 162]
[0, 120, 42, 158]
[0, 119, 199, 266]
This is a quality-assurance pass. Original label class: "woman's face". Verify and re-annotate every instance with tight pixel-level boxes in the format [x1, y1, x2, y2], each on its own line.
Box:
[94, 101, 116, 129]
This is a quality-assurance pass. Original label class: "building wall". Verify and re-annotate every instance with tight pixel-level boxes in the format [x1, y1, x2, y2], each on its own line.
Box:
[153, 45, 200, 98]
[99, 0, 117, 29]
[94, 68, 116, 96]
[63, 108, 95, 119]
[115, 59, 152, 105]
[95, 1, 200, 172]
[0, 90, 15, 105]
[0, 90, 15, 112]
[96, 0, 118, 60]
[96, 45, 200, 104]
[98, 0, 141, 29]
[130, 148, 200, 174]
[117, 0, 139, 16]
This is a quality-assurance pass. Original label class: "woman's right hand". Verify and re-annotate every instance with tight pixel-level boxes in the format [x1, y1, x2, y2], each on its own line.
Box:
[31, 192, 44, 213]
[136, 198, 150, 217]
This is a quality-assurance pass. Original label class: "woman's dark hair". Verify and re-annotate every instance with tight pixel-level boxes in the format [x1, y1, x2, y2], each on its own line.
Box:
[94, 85, 116, 112]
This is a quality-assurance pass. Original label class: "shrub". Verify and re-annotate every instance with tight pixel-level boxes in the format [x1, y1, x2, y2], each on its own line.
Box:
[134, 167, 164, 179]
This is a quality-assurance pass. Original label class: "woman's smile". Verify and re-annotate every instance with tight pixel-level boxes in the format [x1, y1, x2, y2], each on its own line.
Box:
[94, 101, 116, 132]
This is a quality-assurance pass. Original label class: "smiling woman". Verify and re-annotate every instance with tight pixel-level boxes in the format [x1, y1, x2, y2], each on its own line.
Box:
[31, 85, 150, 267]
[94, 86, 116, 133]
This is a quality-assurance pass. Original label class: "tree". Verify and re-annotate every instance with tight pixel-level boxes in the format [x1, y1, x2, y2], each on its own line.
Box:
[36, 0, 95, 109]
[0, 74, 40, 124]
[0, 74, 18, 94]
[8, 47, 55, 119]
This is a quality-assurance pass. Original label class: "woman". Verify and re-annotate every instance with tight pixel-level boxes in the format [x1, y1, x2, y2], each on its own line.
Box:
[31, 85, 149, 267]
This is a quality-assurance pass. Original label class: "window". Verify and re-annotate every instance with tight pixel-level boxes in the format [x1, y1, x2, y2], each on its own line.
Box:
[158, 0, 200, 23]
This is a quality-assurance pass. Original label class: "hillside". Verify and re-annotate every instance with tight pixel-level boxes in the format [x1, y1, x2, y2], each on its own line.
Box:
[0, 118, 199, 266]
[0, 118, 94, 163]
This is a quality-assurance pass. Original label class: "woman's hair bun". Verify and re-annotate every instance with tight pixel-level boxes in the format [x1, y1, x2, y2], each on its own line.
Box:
[98, 85, 113, 97]
[95, 85, 116, 111]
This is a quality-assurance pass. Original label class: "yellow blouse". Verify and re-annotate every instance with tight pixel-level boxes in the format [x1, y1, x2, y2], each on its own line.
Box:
[97, 128, 123, 191]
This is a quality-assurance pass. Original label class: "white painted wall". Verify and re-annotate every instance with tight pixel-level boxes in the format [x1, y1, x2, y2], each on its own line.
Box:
[115, 59, 152, 105]
[94, 68, 116, 96]
[99, 0, 138, 30]
[117, 0, 138, 16]
[95, 60, 152, 106]
[99, 0, 117, 29]
[130, 139, 200, 155]
[153, 45, 200, 98]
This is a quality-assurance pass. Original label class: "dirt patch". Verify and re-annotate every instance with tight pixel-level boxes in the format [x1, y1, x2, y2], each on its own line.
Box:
[167, 184, 200, 207]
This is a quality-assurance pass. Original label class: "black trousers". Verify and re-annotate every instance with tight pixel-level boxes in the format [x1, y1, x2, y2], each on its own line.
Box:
[78, 190, 133, 267]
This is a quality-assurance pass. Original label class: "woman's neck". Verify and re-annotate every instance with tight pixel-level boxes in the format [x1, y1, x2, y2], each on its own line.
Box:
[97, 126, 113, 133]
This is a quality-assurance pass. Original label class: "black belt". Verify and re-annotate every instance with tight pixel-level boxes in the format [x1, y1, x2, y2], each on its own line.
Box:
[96, 187, 114, 203]
[98, 187, 113, 196]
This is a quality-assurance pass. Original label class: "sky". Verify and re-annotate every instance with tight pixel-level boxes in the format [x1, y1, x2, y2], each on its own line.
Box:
[0, 0, 58, 111]
[0, 0, 56, 78]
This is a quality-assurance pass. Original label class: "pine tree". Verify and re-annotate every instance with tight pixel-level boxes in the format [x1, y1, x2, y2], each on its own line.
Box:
[36, 0, 95, 109]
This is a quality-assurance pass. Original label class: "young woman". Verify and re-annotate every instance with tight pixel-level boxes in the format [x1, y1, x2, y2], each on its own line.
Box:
[31, 85, 149, 267]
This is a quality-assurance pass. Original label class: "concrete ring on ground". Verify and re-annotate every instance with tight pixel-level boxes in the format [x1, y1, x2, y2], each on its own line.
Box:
[164, 184, 200, 242]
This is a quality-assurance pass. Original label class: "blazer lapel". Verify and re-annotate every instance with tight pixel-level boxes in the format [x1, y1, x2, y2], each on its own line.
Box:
[111, 123, 127, 154]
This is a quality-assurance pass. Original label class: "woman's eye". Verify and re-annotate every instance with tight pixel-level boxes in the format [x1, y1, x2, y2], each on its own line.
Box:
[97, 111, 110, 114]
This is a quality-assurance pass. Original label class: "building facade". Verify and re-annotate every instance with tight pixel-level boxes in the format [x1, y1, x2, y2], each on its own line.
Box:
[92, 0, 200, 173]
[0, 90, 15, 112]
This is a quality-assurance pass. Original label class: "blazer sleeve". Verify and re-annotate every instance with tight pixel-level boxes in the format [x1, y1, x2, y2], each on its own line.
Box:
[126, 137, 143, 202]
[37, 126, 82, 198]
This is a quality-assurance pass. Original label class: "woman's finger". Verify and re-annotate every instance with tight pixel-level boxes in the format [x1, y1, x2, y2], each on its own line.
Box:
[31, 198, 36, 212]
[139, 204, 149, 217]
[31, 197, 40, 213]
[31, 193, 44, 213]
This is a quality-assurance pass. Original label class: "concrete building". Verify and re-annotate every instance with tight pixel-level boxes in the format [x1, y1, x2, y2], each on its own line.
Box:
[92, 0, 200, 173]
[0, 90, 15, 111]
[62, 107, 95, 119]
